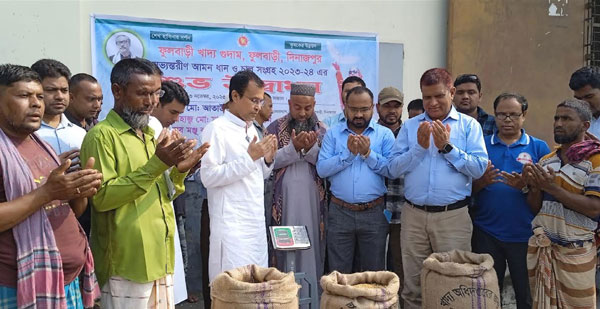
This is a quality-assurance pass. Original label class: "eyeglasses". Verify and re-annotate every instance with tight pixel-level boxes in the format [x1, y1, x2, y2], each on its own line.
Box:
[347, 106, 372, 113]
[245, 96, 265, 107]
[495, 112, 523, 121]
[137, 89, 165, 99]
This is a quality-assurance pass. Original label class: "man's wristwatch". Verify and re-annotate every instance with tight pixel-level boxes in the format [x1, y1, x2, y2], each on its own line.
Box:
[438, 143, 453, 154]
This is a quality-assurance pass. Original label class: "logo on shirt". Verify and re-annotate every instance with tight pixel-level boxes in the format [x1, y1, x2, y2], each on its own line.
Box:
[516, 152, 533, 165]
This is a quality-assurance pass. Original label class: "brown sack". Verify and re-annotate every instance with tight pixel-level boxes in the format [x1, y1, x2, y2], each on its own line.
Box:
[421, 250, 501, 309]
[320, 271, 399, 309]
[211, 264, 300, 309]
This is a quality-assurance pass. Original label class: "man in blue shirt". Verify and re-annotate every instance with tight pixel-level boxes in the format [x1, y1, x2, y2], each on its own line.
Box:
[317, 86, 394, 273]
[387, 68, 488, 309]
[322, 76, 365, 129]
[31, 59, 87, 169]
[472, 93, 550, 309]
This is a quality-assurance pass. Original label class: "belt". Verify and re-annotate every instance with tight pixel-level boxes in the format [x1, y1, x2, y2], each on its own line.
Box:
[331, 196, 384, 211]
[407, 197, 470, 213]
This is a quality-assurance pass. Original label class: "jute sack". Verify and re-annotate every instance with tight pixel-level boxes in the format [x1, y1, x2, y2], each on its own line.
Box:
[421, 250, 501, 309]
[320, 271, 399, 309]
[211, 264, 300, 309]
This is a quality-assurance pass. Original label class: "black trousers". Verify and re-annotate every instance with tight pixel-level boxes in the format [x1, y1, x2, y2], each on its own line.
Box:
[472, 225, 532, 309]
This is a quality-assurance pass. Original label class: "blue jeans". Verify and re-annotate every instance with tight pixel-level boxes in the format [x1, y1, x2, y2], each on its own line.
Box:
[327, 201, 389, 273]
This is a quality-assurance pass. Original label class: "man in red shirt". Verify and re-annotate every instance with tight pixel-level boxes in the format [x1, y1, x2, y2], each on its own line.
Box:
[0, 64, 102, 309]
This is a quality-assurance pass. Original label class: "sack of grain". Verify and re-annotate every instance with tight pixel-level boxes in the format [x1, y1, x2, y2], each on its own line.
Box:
[320, 270, 399, 309]
[211, 264, 300, 309]
[421, 250, 500, 309]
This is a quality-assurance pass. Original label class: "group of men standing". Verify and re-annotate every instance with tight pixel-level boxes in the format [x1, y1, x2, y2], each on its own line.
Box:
[1, 54, 600, 309]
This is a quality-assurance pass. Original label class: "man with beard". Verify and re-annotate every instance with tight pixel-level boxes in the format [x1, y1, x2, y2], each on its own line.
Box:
[452, 74, 496, 136]
[387, 68, 488, 309]
[524, 99, 600, 308]
[0, 64, 102, 309]
[317, 86, 394, 273]
[376, 86, 406, 300]
[569, 67, 600, 137]
[200, 70, 277, 282]
[323, 76, 365, 129]
[32, 59, 87, 170]
[266, 83, 326, 301]
[65, 73, 103, 131]
[80, 58, 205, 308]
[472, 93, 550, 309]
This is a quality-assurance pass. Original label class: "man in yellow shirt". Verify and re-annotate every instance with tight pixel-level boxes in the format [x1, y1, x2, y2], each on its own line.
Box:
[81, 58, 208, 308]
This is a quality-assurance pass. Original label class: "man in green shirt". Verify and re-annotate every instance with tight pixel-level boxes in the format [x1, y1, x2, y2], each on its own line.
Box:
[80, 58, 207, 308]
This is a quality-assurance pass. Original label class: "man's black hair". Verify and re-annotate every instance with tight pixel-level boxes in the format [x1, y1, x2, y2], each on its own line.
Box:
[160, 80, 190, 106]
[69, 73, 98, 91]
[346, 86, 373, 103]
[0, 64, 41, 87]
[228, 70, 264, 101]
[110, 58, 162, 86]
[342, 76, 366, 91]
[407, 99, 424, 111]
[492, 92, 528, 112]
[31, 59, 71, 81]
[569, 66, 600, 91]
[453, 74, 481, 92]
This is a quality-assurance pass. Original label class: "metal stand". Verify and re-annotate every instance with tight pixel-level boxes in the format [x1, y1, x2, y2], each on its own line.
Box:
[284, 250, 319, 308]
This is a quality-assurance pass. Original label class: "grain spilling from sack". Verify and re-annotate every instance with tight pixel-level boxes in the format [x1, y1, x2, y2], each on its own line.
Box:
[421, 250, 500, 309]
[321, 270, 399, 309]
[211, 264, 300, 309]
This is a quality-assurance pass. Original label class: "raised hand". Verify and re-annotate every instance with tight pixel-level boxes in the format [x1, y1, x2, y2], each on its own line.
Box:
[248, 135, 277, 161]
[155, 130, 196, 167]
[263, 134, 278, 163]
[477, 161, 501, 188]
[417, 122, 431, 149]
[347, 134, 360, 155]
[40, 157, 103, 202]
[531, 163, 558, 192]
[500, 171, 525, 190]
[356, 135, 371, 156]
[431, 120, 451, 150]
[291, 129, 308, 151]
[58, 149, 81, 172]
[304, 131, 318, 151]
[176, 142, 210, 172]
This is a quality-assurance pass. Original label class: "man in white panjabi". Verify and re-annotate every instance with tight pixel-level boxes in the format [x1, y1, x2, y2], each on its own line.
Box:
[200, 70, 277, 282]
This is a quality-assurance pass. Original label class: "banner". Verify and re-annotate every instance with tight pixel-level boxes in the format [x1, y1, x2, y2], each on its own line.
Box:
[91, 15, 378, 139]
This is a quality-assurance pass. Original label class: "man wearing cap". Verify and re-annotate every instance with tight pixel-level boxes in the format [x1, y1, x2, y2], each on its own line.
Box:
[376, 86, 406, 298]
[317, 86, 394, 273]
[452, 74, 496, 136]
[266, 83, 326, 294]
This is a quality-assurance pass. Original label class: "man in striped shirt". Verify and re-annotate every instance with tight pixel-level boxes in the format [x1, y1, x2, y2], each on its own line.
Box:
[524, 99, 600, 308]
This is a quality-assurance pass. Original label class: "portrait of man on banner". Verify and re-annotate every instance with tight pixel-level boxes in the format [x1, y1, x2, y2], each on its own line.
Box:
[105, 31, 144, 64]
